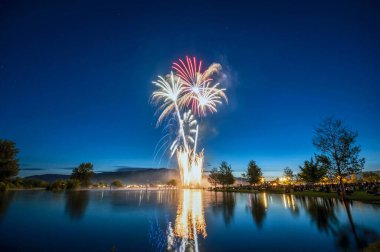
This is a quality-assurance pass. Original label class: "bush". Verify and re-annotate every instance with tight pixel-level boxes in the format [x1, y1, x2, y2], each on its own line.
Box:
[166, 179, 177, 186]
[66, 179, 81, 190]
[99, 181, 108, 188]
[111, 180, 124, 188]
[92, 181, 108, 188]
[10, 177, 24, 188]
[23, 178, 48, 188]
[0, 181, 9, 191]
[47, 179, 66, 192]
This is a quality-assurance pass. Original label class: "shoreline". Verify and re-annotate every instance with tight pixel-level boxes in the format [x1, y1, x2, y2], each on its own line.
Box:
[209, 188, 380, 204]
[3, 187, 380, 204]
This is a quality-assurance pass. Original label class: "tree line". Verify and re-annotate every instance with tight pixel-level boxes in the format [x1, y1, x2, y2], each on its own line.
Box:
[207, 118, 369, 200]
[0, 140, 99, 191]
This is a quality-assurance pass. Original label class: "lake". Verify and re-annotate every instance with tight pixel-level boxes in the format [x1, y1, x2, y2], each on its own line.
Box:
[0, 189, 379, 251]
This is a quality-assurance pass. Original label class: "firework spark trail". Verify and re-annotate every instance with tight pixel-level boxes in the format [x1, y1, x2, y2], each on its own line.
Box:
[152, 72, 189, 152]
[173, 56, 226, 116]
[152, 57, 227, 187]
[169, 110, 197, 158]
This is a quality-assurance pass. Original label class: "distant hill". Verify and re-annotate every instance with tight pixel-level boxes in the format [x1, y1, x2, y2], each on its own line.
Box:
[25, 174, 70, 182]
[115, 167, 152, 172]
[26, 168, 179, 184]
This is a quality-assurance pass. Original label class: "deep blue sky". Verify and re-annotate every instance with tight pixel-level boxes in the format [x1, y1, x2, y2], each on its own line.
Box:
[1, 0, 379, 177]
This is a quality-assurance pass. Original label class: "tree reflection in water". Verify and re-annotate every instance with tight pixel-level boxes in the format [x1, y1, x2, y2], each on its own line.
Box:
[298, 196, 379, 250]
[65, 190, 89, 220]
[298, 196, 339, 234]
[148, 190, 379, 251]
[282, 194, 299, 216]
[211, 192, 235, 226]
[247, 193, 267, 229]
[335, 199, 378, 250]
[0, 191, 14, 221]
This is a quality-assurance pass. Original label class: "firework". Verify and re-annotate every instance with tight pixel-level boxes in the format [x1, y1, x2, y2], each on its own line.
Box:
[169, 110, 197, 158]
[152, 56, 227, 187]
[152, 72, 184, 125]
[173, 56, 227, 116]
[152, 72, 190, 153]
[176, 147, 204, 186]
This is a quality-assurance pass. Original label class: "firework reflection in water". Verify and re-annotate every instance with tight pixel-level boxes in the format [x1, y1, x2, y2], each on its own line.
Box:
[167, 190, 206, 252]
[148, 190, 206, 252]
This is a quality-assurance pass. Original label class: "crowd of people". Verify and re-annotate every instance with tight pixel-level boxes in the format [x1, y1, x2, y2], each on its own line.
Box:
[219, 181, 380, 196]
[290, 182, 380, 195]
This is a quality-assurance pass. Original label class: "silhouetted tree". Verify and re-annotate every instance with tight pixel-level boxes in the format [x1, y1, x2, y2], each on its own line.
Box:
[71, 163, 94, 186]
[245, 160, 262, 186]
[207, 167, 220, 188]
[0, 140, 19, 180]
[218, 161, 235, 187]
[298, 157, 327, 184]
[283, 166, 294, 184]
[313, 118, 365, 198]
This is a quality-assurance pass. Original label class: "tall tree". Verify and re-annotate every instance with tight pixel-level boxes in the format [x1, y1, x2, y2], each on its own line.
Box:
[283, 167, 294, 184]
[298, 157, 327, 184]
[218, 161, 235, 187]
[313, 118, 365, 198]
[71, 163, 94, 186]
[0, 140, 19, 180]
[208, 167, 220, 188]
[245, 160, 263, 186]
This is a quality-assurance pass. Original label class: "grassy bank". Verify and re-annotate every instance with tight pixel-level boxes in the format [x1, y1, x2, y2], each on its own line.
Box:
[210, 188, 380, 203]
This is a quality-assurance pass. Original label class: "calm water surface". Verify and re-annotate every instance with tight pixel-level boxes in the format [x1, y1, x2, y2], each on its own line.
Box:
[0, 190, 379, 251]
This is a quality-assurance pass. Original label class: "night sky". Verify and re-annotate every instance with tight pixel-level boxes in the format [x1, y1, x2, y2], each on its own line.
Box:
[1, 0, 379, 177]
